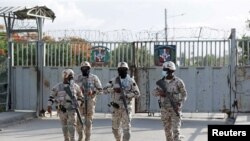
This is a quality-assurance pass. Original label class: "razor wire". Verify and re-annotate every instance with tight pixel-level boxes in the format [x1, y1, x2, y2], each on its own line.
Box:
[43, 27, 232, 42]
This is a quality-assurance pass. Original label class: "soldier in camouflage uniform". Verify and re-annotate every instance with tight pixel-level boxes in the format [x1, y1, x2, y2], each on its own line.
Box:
[152, 61, 187, 141]
[47, 69, 84, 141]
[75, 61, 103, 141]
[103, 62, 140, 141]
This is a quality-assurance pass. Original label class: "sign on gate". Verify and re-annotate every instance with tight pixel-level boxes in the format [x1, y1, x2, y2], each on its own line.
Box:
[154, 45, 176, 66]
[90, 46, 110, 66]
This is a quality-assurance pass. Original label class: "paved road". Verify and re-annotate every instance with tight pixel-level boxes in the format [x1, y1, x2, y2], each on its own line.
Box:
[0, 112, 227, 141]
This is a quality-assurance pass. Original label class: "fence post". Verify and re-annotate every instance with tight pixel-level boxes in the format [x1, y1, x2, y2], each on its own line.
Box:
[6, 17, 13, 111]
[227, 28, 237, 124]
[36, 17, 45, 117]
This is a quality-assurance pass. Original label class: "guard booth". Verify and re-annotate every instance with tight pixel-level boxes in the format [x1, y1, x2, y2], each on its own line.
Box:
[0, 6, 55, 116]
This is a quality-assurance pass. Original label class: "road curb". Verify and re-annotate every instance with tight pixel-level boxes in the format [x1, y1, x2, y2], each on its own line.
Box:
[0, 111, 36, 128]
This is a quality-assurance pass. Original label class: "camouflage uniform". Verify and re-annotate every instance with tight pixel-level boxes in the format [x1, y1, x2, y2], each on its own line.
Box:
[152, 76, 187, 141]
[75, 73, 103, 141]
[104, 74, 140, 141]
[48, 82, 83, 141]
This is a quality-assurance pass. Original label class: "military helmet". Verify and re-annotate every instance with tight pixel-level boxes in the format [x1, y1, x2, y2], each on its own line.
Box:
[117, 62, 129, 69]
[163, 61, 176, 71]
[80, 61, 91, 68]
[62, 69, 74, 79]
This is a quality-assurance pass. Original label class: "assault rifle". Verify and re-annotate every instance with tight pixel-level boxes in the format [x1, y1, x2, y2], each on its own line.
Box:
[64, 81, 83, 126]
[117, 77, 130, 121]
[156, 79, 180, 117]
[84, 79, 91, 118]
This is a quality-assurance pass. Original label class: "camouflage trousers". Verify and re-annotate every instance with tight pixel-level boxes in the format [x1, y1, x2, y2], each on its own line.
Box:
[112, 108, 132, 141]
[58, 110, 77, 141]
[161, 107, 182, 141]
[76, 114, 93, 141]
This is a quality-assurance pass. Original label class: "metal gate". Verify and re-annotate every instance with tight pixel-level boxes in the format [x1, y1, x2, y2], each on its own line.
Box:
[7, 29, 250, 114]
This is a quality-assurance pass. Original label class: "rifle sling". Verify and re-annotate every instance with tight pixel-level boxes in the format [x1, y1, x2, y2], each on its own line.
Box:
[116, 77, 130, 121]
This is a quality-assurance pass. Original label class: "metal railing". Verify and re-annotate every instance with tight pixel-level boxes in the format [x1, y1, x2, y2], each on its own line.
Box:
[10, 40, 233, 68]
[237, 39, 250, 66]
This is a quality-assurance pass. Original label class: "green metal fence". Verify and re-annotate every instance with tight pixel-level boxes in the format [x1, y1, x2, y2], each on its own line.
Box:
[11, 40, 233, 68]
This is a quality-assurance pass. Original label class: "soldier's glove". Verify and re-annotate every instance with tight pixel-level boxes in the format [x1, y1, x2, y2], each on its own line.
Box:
[113, 88, 122, 93]
[88, 89, 94, 96]
[47, 106, 52, 114]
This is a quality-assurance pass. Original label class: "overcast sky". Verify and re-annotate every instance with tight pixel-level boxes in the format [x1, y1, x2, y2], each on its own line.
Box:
[1, 0, 250, 39]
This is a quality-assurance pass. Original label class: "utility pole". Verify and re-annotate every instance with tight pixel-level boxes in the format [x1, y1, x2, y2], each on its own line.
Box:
[164, 9, 185, 43]
[165, 8, 168, 43]
[197, 27, 202, 42]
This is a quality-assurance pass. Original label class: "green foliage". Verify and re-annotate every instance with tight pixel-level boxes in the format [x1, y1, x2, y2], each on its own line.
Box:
[45, 42, 89, 66]
[0, 78, 7, 112]
[58, 36, 87, 43]
[110, 43, 154, 67]
[0, 105, 5, 112]
[46, 43, 69, 66]
[110, 43, 133, 67]
[0, 31, 7, 54]
[0, 31, 7, 112]
[238, 36, 250, 65]
[0, 55, 7, 81]
[135, 45, 154, 67]
[12, 42, 37, 66]
[42, 35, 56, 42]
[181, 54, 229, 67]
[0, 31, 7, 83]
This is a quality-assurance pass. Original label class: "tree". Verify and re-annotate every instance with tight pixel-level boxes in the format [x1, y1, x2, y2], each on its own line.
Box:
[42, 35, 55, 42]
[110, 43, 154, 67]
[45, 36, 91, 66]
[238, 35, 250, 65]
[181, 53, 229, 67]
[0, 31, 7, 56]
[0, 27, 7, 84]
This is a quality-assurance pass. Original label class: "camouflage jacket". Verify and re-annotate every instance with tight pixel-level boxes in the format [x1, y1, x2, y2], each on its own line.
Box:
[152, 75, 187, 108]
[47, 82, 83, 110]
[103, 74, 140, 110]
[75, 73, 103, 114]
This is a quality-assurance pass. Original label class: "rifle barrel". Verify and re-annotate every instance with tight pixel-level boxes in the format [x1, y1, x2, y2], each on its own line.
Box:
[64, 86, 84, 126]
[118, 77, 130, 121]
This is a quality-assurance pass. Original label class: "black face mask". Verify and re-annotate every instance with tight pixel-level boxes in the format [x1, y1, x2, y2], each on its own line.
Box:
[64, 74, 74, 84]
[118, 68, 128, 79]
[163, 68, 172, 72]
[163, 68, 174, 79]
[81, 67, 90, 77]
